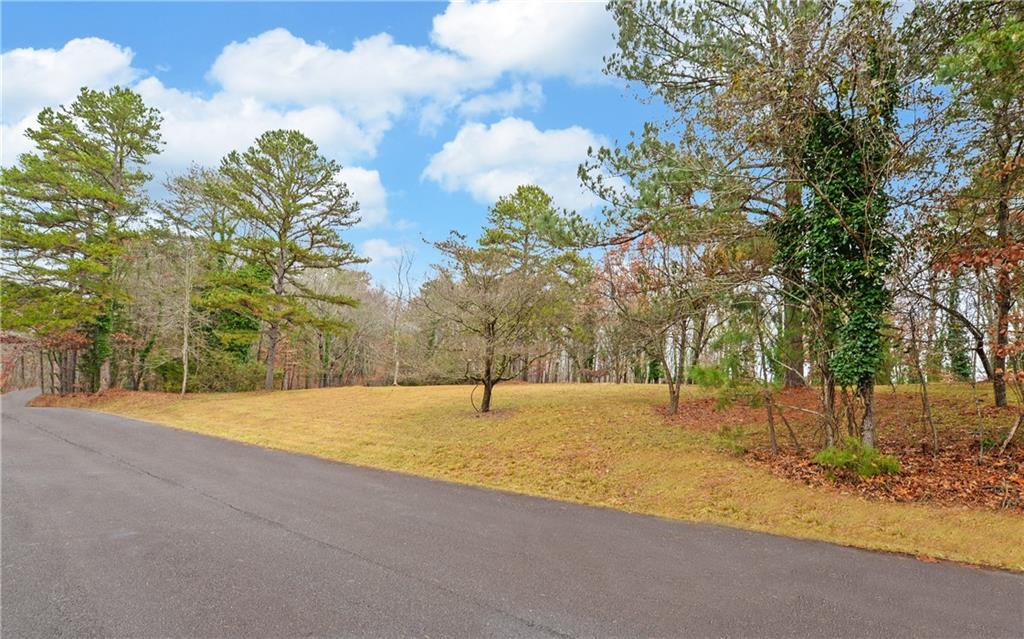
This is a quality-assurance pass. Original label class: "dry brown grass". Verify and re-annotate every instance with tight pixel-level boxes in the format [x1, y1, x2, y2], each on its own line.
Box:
[38, 383, 1024, 570]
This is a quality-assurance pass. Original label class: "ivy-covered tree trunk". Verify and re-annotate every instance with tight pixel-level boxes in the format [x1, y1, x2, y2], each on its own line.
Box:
[802, 106, 894, 449]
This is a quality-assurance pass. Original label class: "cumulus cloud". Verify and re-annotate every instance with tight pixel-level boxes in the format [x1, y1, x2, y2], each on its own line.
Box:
[358, 238, 418, 289]
[431, 0, 615, 81]
[2, 2, 621, 228]
[1, 38, 140, 165]
[337, 166, 389, 228]
[361, 238, 403, 263]
[134, 77, 377, 168]
[1, 114, 40, 166]
[209, 28, 491, 128]
[3, 1, 618, 167]
[1, 37, 138, 122]
[457, 81, 543, 118]
[423, 117, 605, 210]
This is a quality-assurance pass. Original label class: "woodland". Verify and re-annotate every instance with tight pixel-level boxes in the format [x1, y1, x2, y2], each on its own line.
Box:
[3, 1, 1023, 490]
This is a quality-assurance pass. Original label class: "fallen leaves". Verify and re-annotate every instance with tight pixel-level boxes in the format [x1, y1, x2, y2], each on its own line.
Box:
[749, 433, 1023, 512]
[664, 385, 1024, 512]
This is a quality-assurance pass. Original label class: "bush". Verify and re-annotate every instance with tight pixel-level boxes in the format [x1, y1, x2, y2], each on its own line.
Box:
[714, 425, 748, 455]
[188, 351, 265, 392]
[813, 438, 901, 478]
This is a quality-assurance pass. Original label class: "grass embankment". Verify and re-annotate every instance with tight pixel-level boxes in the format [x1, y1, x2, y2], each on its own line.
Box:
[38, 383, 1024, 570]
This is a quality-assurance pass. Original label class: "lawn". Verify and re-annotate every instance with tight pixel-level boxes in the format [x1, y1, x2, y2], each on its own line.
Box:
[37, 382, 1024, 570]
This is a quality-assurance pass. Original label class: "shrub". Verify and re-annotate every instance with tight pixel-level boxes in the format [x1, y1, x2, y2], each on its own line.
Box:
[188, 351, 265, 392]
[813, 437, 901, 478]
[690, 364, 727, 388]
[714, 425, 748, 455]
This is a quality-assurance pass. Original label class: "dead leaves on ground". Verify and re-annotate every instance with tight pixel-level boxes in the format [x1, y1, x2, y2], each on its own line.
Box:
[749, 438, 1023, 511]
[667, 386, 1024, 512]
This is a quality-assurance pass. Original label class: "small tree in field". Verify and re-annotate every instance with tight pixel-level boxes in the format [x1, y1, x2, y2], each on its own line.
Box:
[217, 130, 365, 389]
[422, 234, 561, 413]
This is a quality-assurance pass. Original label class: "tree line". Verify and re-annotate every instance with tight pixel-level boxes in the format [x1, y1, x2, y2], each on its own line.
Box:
[2, 1, 1021, 453]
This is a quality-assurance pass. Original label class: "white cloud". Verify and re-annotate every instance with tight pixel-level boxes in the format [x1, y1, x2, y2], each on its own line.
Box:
[1, 37, 140, 165]
[337, 166, 389, 228]
[2, 3, 618, 171]
[1, 113, 39, 166]
[359, 238, 405, 283]
[458, 81, 543, 118]
[359, 238, 420, 289]
[3, 30, 466, 169]
[431, 0, 615, 81]
[361, 238, 403, 263]
[134, 77, 376, 169]
[209, 28, 491, 128]
[1, 37, 138, 122]
[423, 117, 605, 210]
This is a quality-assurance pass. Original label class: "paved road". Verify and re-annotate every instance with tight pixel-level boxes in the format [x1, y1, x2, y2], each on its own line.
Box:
[2, 389, 1021, 638]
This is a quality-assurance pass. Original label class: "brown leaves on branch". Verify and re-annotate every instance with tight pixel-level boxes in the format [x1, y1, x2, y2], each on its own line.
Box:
[938, 242, 1024, 274]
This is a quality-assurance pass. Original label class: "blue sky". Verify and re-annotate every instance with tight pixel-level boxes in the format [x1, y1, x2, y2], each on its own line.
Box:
[2, 2, 664, 286]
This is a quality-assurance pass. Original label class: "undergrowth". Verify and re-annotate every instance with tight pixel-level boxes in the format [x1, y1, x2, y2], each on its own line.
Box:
[813, 437, 902, 478]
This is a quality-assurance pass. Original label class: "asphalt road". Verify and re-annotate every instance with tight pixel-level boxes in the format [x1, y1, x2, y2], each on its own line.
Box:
[2, 388, 1022, 638]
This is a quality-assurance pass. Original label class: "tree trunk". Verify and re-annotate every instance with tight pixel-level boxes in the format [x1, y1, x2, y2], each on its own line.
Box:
[841, 388, 857, 438]
[782, 176, 805, 389]
[909, 313, 937, 453]
[860, 383, 876, 448]
[991, 147, 1018, 406]
[662, 331, 684, 416]
[766, 393, 779, 455]
[99, 359, 111, 391]
[481, 380, 493, 413]
[688, 310, 707, 384]
[181, 319, 189, 397]
[480, 337, 495, 413]
[392, 336, 400, 386]
[993, 264, 1012, 407]
[993, 310, 1012, 408]
[782, 289, 805, 388]
[60, 349, 75, 395]
[320, 331, 331, 388]
[282, 348, 290, 391]
[391, 310, 400, 385]
[668, 384, 680, 415]
[820, 362, 837, 446]
[264, 323, 280, 390]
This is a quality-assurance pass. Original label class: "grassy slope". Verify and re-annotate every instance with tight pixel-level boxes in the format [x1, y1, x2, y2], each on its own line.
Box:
[51, 383, 1024, 570]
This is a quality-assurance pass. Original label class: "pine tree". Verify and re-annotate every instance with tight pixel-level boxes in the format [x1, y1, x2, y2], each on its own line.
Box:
[1, 86, 162, 393]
